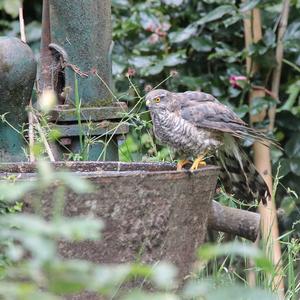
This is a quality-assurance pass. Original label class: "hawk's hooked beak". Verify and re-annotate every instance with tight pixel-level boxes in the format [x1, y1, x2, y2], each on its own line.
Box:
[145, 99, 150, 107]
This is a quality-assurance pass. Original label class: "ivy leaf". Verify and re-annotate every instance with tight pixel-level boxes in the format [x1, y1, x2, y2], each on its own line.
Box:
[285, 133, 300, 158]
[129, 56, 156, 68]
[197, 5, 235, 25]
[290, 158, 300, 176]
[142, 63, 164, 76]
[264, 29, 276, 48]
[162, 0, 184, 6]
[190, 36, 213, 52]
[169, 24, 197, 43]
[112, 0, 129, 8]
[163, 52, 186, 67]
[276, 111, 300, 130]
[239, 0, 261, 13]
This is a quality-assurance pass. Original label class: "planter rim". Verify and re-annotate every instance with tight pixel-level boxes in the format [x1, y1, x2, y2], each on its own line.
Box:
[0, 161, 220, 178]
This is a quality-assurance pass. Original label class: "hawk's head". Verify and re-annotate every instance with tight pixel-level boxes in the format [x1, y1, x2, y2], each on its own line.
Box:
[145, 89, 177, 112]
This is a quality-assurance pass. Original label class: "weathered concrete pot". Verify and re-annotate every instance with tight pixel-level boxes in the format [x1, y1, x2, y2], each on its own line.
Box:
[0, 161, 219, 280]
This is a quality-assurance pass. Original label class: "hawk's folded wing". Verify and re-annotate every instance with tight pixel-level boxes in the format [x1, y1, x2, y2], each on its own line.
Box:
[179, 91, 277, 147]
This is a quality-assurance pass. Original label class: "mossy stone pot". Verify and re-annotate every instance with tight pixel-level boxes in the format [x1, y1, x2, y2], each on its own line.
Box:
[0, 161, 219, 288]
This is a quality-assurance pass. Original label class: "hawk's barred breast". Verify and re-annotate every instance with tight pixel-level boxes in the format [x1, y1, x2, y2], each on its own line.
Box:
[151, 108, 222, 157]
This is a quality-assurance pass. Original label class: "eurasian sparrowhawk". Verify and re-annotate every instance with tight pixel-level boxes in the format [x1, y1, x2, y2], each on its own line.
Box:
[145, 89, 276, 204]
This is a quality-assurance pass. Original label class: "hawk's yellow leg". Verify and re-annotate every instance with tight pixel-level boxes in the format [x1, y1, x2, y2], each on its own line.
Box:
[177, 159, 190, 171]
[190, 155, 207, 171]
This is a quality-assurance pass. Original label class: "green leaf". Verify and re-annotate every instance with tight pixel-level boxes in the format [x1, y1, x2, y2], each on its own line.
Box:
[276, 158, 292, 177]
[169, 24, 197, 43]
[190, 36, 213, 52]
[46, 260, 93, 294]
[206, 285, 276, 300]
[278, 79, 300, 112]
[0, 282, 61, 300]
[234, 104, 249, 118]
[290, 158, 300, 175]
[263, 29, 276, 48]
[3, 0, 21, 18]
[223, 14, 242, 27]
[129, 56, 156, 68]
[198, 5, 235, 25]
[57, 172, 94, 193]
[276, 111, 300, 130]
[239, 0, 261, 13]
[285, 133, 300, 158]
[54, 217, 103, 241]
[250, 97, 270, 115]
[0, 181, 37, 202]
[121, 291, 179, 300]
[141, 63, 164, 76]
[112, 0, 129, 8]
[162, 0, 184, 6]
[112, 60, 126, 75]
[198, 241, 274, 273]
[24, 21, 42, 42]
[151, 262, 177, 289]
[163, 52, 186, 67]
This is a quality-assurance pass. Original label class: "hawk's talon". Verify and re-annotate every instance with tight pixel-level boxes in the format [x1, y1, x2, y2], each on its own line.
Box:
[190, 156, 206, 171]
[176, 159, 191, 171]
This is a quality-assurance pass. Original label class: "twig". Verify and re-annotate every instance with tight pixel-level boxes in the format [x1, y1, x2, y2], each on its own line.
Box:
[269, 0, 290, 130]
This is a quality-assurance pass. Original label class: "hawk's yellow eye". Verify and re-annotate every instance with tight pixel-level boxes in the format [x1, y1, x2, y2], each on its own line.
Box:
[155, 97, 160, 103]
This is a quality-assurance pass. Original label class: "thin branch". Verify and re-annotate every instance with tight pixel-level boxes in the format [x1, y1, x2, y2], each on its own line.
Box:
[269, 0, 290, 130]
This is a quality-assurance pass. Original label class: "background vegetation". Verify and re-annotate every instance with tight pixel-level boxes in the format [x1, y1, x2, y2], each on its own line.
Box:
[0, 0, 299, 299]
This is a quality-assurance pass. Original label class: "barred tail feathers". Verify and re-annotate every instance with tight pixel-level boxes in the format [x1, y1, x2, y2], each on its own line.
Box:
[217, 135, 270, 205]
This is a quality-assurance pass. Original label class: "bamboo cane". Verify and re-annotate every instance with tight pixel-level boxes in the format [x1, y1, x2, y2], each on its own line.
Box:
[243, 4, 287, 298]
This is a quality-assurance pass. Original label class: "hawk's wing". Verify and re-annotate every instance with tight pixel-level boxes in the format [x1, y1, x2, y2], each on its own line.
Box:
[178, 91, 275, 146]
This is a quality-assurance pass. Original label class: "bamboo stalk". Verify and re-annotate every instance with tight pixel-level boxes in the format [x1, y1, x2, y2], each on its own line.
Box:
[243, 3, 286, 298]
[265, 1, 290, 296]
[243, 8, 257, 288]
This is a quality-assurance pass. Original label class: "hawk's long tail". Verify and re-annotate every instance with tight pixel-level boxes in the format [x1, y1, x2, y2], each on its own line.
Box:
[216, 135, 270, 205]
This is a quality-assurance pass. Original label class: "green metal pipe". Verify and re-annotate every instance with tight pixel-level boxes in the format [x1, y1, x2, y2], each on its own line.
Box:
[49, 0, 113, 106]
[0, 37, 37, 162]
